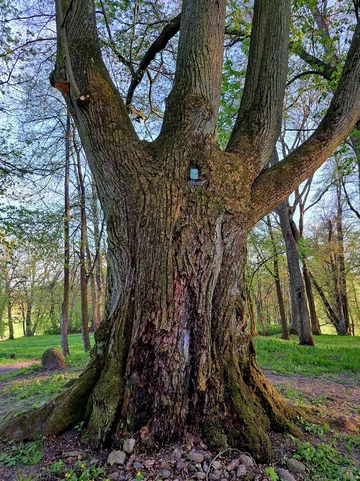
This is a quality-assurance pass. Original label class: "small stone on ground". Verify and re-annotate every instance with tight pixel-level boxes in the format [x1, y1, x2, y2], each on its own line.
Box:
[286, 457, 306, 473]
[123, 437, 136, 454]
[276, 467, 297, 481]
[107, 450, 127, 466]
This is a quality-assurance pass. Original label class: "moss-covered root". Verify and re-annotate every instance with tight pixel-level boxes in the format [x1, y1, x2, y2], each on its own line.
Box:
[0, 401, 55, 442]
[242, 337, 302, 437]
[202, 336, 302, 462]
[0, 360, 100, 442]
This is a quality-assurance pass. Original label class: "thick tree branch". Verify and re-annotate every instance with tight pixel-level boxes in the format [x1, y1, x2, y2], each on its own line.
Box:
[226, 0, 291, 180]
[51, 0, 145, 199]
[250, 23, 360, 223]
[159, 0, 226, 143]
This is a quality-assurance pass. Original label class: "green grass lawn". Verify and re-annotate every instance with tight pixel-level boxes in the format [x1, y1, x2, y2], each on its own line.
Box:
[1, 331, 359, 380]
[0, 333, 92, 368]
[254, 333, 360, 380]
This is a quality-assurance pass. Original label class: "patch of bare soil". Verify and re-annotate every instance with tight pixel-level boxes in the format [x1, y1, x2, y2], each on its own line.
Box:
[264, 371, 360, 431]
[0, 361, 40, 375]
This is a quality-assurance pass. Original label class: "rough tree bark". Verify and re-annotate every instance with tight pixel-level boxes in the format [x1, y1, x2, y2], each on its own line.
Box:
[2, 0, 360, 462]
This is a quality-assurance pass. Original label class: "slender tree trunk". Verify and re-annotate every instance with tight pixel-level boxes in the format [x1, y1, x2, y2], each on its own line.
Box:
[91, 179, 103, 325]
[309, 271, 343, 331]
[87, 246, 99, 331]
[352, 279, 359, 336]
[277, 201, 314, 346]
[327, 218, 349, 335]
[19, 299, 26, 336]
[302, 259, 321, 335]
[246, 286, 259, 336]
[62, 111, 71, 356]
[74, 130, 91, 352]
[7, 290, 13, 340]
[266, 216, 290, 340]
[49, 281, 57, 330]
[255, 280, 267, 336]
[335, 183, 350, 335]
[25, 299, 34, 337]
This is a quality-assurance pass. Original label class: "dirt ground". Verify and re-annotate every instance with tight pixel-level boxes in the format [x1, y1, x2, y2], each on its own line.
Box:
[0, 361, 41, 375]
[265, 370, 360, 427]
[0, 364, 359, 481]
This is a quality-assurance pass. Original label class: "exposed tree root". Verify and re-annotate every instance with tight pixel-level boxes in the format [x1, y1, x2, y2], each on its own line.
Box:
[0, 336, 303, 463]
[0, 358, 100, 442]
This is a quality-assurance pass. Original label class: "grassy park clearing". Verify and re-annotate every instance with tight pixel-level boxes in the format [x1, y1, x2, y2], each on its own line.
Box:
[0, 332, 359, 481]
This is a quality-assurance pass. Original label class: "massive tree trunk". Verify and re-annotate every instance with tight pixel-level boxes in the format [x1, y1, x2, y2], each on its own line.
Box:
[3, 0, 360, 463]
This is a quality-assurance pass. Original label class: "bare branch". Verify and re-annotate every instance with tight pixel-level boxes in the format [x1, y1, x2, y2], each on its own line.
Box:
[98, 0, 135, 76]
[286, 70, 327, 87]
[342, 178, 360, 219]
[126, 14, 180, 109]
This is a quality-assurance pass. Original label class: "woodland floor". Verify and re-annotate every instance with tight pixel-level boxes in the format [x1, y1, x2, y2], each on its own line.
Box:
[0, 362, 359, 481]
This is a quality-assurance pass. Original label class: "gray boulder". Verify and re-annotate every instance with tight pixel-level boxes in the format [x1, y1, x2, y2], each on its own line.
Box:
[41, 348, 66, 370]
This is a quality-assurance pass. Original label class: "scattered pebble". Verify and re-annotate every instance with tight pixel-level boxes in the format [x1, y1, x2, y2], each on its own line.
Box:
[158, 459, 171, 470]
[176, 459, 188, 471]
[161, 468, 171, 479]
[62, 451, 82, 459]
[108, 472, 119, 480]
[239, 454, 254, 467]
[276, 467, 297, 481]
[188, 451, 205, 463]
[123, 438, 136, 455]
[226, 458, 239, 471]
[107, 450, 127, 466]
[286, 457, 306, 473]
[194, 472, 206, 480]
[172, 447, 182, 460]
[209, 473, 221, 481]
[237, 464, 247, 476]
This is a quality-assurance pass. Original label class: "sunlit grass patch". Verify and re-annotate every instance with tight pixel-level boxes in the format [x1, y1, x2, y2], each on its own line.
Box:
[2, 372, 78, 401]
[254, 334, 360, 379]
[0, 333, 92, 368]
